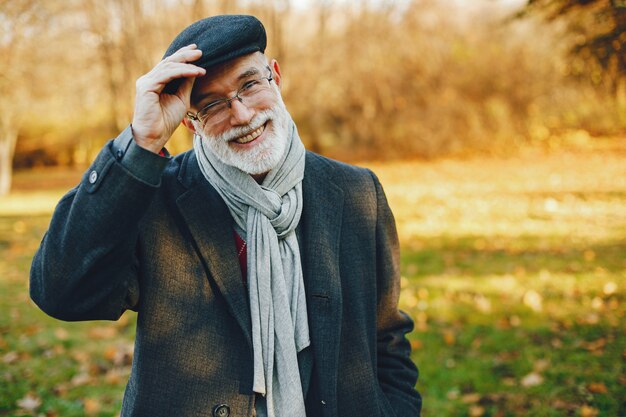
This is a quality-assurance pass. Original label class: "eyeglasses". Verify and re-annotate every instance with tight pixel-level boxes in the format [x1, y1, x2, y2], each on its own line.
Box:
[187, 66, 274, 127]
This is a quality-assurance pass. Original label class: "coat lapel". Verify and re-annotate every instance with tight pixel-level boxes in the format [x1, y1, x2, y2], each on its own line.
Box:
[174, 152, 253, 349]
[301, 152, 344, 411]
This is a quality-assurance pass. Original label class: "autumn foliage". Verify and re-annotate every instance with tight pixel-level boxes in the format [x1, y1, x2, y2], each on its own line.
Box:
[4, 0, 626, 180]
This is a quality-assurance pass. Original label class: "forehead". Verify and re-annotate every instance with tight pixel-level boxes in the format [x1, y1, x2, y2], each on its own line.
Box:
[191, 52, 267, 102]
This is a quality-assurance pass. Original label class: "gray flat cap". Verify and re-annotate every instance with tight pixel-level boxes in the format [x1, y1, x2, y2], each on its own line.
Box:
[162, 15, 267, 94]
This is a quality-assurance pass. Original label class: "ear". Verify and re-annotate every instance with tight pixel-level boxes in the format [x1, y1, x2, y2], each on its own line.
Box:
[270, 59, 282, 89]
[181, 117, 197, 134]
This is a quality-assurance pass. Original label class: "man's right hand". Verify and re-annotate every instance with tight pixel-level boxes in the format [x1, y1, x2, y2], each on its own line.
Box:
[131, 44, 206, 154]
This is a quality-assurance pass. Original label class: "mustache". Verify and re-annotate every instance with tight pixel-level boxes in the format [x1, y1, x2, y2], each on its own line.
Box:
[212, 109, 274, 143]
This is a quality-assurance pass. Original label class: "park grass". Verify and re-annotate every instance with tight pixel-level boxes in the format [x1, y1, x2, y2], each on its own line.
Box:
[1, 146, 625, 416]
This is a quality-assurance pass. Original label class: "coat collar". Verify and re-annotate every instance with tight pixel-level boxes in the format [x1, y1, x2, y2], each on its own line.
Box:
[174, 151, 344, 401]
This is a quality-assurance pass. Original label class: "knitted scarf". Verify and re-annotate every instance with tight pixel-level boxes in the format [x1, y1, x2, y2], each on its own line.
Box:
[193, 120, 309, 417]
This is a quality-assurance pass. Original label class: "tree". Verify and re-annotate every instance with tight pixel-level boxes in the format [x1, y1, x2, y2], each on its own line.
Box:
[523, 0, 626, 96]
[0, 0, 55, 196]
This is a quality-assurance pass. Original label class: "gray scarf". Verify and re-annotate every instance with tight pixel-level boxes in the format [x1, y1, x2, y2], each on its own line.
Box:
[193, 120, 310, 417]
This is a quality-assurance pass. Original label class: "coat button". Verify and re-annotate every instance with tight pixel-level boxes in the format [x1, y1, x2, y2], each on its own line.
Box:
[88, 171, 98, 184]
[116, 148, 124, 160]
[212, 404, 230, 417]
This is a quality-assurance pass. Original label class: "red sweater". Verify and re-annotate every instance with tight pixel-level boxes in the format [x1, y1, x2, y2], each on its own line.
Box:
[233, 231, 247, 284]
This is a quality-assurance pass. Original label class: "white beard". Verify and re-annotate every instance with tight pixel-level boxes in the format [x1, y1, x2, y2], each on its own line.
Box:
[193, 93, 291, 175]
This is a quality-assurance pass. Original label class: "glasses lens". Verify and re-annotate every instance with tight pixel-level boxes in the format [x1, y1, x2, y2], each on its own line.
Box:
[241, 79, 269, 97]
[199, 102, 227, 124]
[240, 78, 271, 106]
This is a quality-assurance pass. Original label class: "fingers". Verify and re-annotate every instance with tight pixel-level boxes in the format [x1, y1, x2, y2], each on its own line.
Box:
[177, 75, 197, 107]
[138, 44, 206, 95]
[165, 44, 202, 64]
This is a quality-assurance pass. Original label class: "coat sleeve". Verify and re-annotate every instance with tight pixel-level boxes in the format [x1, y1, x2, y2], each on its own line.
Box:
[29, 126, 170, 321]
[369, 170, 422, 417]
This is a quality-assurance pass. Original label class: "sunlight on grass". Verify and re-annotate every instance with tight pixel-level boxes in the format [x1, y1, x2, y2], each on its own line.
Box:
[368, 150, 626, 245]
[0, 190, 71, 216]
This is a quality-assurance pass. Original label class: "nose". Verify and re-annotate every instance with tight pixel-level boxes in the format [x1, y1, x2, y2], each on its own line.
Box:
[228, 98, 254, 126]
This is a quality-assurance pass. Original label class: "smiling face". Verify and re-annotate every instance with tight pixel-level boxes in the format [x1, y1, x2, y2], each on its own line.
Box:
[185, 52, 291, 176]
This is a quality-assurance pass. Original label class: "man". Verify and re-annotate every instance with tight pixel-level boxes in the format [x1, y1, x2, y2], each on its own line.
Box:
[30, 15, 421, 417]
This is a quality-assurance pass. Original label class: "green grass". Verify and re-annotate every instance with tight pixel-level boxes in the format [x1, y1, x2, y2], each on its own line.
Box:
[400, 236, 625, 416]
[370, 149, 626, 417]
[1, 148, 626, 416]
[0, 213, 136, 417]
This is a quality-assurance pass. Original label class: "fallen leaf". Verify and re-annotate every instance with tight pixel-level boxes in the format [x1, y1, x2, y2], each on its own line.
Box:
[587, 382, 608, 394]
[104, 368, 126, 385]
[101, 343, 133, 367]
[582, 338, 606, 352]
[16, 393, 41, 412]
[580, 313, 599, 325]
[591, 297, 603, 310]
[83, 398, 101, 415]
[443, 330, 455, 346]
[410, 340, 423, 350]
[54, 328, 69, 340]
[521, 372, 543, 387]
[71, 372, 92, 387]
[603, 281, 617, 295]
[469, 405, 485, 417]
[502, 377, 516, 386]
[497, 317, 511, 329]
[24, 324, 41, 336]
[103, 346, 118, 362]
[580, 405, 599, 417]
[446, 389, 460, 400]
[551, 338, 563, 348]
[474, 295, 491, 313]
[2, 351, 19, 364]
[72, 351, 90, 364]
[533, 359, 550, 372]
[53, 383, 69, 397]
[523, 290, 543, 312]
[551, 400, 577, 411]
[461, 393, 481, 404]
[87, 326, 118, 339]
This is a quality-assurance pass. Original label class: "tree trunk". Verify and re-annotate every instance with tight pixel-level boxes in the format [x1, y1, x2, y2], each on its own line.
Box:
[0, 129, 18, 196]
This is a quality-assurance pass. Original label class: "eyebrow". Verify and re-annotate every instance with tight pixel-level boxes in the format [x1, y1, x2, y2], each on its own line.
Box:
[193, 66, 262, 105]
[237, 67, 261, 81]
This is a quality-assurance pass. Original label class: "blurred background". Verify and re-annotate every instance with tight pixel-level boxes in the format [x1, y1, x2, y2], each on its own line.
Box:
[0, 0, 625, 416]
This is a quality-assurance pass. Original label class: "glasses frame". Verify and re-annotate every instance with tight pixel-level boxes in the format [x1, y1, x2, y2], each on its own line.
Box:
[186, 66, 274, 126]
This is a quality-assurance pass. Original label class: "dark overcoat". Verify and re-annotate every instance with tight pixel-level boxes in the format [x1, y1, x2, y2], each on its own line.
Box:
[30, 127, 421, 417]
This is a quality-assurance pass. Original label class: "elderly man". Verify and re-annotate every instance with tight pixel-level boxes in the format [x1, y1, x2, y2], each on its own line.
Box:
[30, 15, 421, 417]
